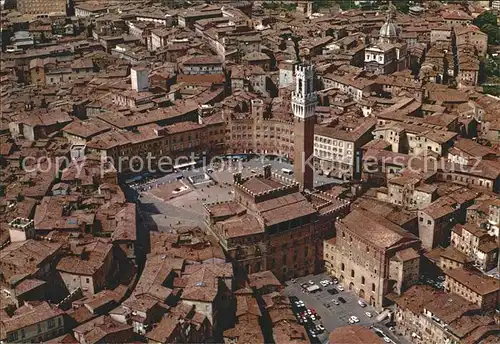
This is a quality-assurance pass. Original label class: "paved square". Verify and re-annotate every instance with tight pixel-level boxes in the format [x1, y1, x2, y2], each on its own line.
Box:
[283, 273, 409, 344]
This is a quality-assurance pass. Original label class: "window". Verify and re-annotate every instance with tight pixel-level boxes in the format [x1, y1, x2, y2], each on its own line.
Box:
[372, 283, 376, 292]
[8, 332, 18, 341]
[351, 270, 355, 278]
[48, 318, 55, 329]
[362, 276, 365, 285]
[86, 277, 90, 283]
[341, 263, 345, 271]
[427, 220, 432, 225]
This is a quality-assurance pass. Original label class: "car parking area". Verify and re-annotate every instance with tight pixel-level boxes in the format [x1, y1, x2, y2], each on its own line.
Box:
[284, 273, 406, 344]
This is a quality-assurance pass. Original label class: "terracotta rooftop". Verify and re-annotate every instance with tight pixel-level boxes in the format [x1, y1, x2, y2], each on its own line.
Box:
[248, 270, 282, 290]
[56, 239, 112, 276]
[73, 315, 132, 344]
[217, 213, 264, 239]
[339, 209, 418, 250]
[445, 267, 499, 296]
[1, 302, 63, 335]
[0, 240, 62, 282]
[329, 325, 384, 344]
[240, 176, 284, 194]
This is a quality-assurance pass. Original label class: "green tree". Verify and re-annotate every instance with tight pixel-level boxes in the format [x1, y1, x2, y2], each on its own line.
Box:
[394, 1, 410, 14]
[336, 0, 359, 10]
[473, 10, 500, 45]
[481, 24, 500, 45]
[483, 85, 500, 96]
[262, 1, 279, 9]
[484, 55, 500, 78]
[473, 10, 497, 28]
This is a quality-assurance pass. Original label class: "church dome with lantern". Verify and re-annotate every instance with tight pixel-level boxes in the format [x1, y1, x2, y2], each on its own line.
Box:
[379, 4, 399, 43]
[379, 20, 398, 40]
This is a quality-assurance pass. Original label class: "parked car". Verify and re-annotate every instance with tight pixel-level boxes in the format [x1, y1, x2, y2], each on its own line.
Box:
[365, 312, 372, 318]
[337, 285, 344, 291]
[338, 297, 346, 303]
[332, 277, 339, 284]
[294, 300, 305, 308]
[383, 337, 391, 343]
[327, 288, 338, 295]
[308, 280, 315, 285]
[358, 299, 367, 307]
[320, 279, 332, 287]
[350, 316, 359, 323]
[332, 299, 340, 305]
[308, 329, 318, 338]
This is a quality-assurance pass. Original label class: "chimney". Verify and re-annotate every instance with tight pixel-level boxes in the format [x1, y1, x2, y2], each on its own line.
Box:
[264, 165, 271, 179]
[131, 66, 149, 92]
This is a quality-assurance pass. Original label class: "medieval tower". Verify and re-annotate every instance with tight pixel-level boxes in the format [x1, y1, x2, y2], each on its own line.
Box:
[292, 64, 317, 190]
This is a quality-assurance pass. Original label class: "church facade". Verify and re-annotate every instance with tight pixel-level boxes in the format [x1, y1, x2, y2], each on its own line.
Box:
[364, 7, 408, 75]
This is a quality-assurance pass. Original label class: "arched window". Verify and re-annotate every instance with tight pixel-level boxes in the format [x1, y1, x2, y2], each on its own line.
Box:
[362, 276, 365, 285]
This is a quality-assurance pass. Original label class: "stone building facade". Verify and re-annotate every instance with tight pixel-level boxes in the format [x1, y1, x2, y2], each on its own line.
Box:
[443, 267, 499, 311]
[393, 285, 497, 344]
[325, 209, 420, 310]
[204, 167, 350, 281]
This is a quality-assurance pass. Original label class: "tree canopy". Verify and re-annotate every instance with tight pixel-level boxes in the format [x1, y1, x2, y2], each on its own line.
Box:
[473, 11, 500, 45]
[473, 10, 498, 28]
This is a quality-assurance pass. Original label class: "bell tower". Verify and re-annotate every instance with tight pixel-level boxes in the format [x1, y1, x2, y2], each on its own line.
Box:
[292, 64, 316, 191]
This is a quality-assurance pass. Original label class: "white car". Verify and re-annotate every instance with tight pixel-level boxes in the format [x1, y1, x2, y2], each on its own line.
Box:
[350, 316, 359, 323]
[308, 280, 315, 285]
[337, 285, 344, 291]
[365, 312, 372, 318]
[383, 337, 391, 343]
[320, 279, 331, 286]
[295, 301, 305, 308]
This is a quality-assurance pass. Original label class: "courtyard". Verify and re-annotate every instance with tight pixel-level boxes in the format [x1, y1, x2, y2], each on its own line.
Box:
[129, 155, 345, 232]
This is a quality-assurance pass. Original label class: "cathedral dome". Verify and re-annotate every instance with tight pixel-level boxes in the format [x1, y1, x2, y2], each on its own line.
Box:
[379, 21, 398, 39]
